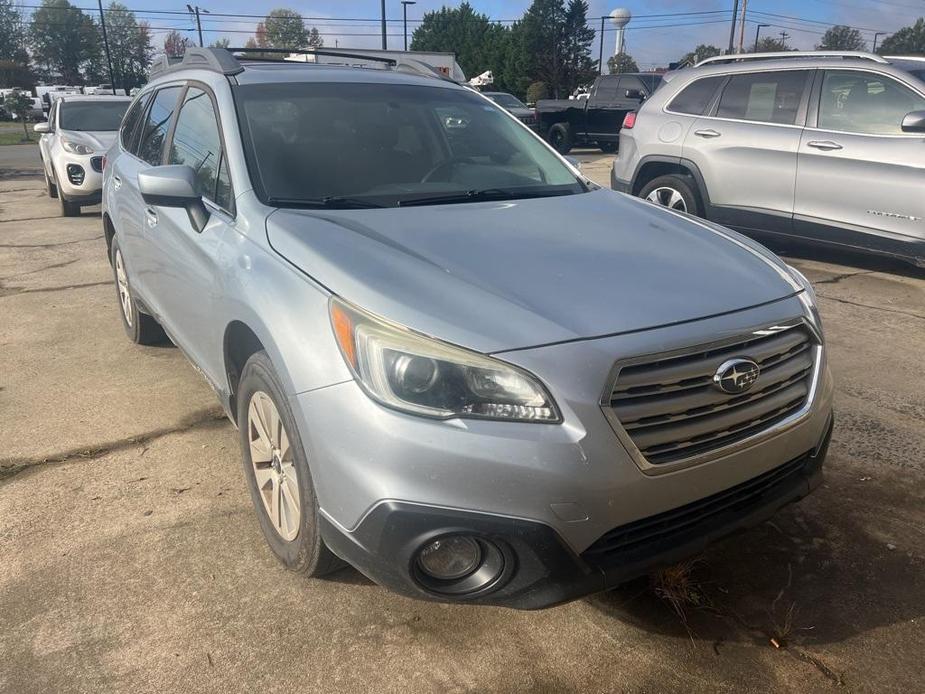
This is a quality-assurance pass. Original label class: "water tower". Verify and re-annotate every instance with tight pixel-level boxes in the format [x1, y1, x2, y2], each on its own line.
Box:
[609, 8, 631, 57]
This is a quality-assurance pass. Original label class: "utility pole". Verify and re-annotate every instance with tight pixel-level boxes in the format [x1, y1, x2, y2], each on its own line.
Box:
[727, 0, 739, 53]
[187, 5, 209, 47]
[754, 23, 769, 52]
[873, 31, 888, 52]
[380, 0, 387, 50]
[599, 16, 605, 74]
[737, 0, 749, 54]
[779, 31, 790, 49]
[401, 1, 416, 51]
[97, 0, 116, 94]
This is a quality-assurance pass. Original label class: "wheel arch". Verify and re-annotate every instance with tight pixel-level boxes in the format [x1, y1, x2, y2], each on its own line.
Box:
[223, 319, 269, 425]
[102, 212, 116, 264]
[631, 156, 712, 214]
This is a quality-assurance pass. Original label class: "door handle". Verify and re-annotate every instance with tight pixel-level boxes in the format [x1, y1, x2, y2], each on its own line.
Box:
[694, 129, 721, 138]
[144, 207, 158, 228]
[112, 175, 122, 190]
[807, 140, 843, 151]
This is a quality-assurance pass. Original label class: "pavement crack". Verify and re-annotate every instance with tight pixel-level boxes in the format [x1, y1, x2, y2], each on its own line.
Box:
[812, 270, 874, 286]
[816, 292, 925, 321]
[0, 280, 110, 298]
[0, 234, 104, 248]
[787, 647, 846, 687]
[0, 407, 229, 482]
[0, 258, 79, 281]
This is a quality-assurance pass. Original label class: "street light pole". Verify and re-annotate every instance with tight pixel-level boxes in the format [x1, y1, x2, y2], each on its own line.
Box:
[380, 0, 387, 50]
[96, 0, 117, 94]
[873, 31, 888, 52]
[401, 1, 416, 51]
[754, 23, 770, 52]
[187, 5, 209, 47]
[727, 0, 739, 53]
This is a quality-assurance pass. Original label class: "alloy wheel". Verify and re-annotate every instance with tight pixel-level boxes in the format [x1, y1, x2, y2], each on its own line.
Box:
[114, 249, 133, 328]
[248, 391, 301, 541]
[645, 186, 688, 212]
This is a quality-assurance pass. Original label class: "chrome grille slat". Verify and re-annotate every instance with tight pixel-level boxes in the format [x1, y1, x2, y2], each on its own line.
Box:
[607, 325, 816, 466]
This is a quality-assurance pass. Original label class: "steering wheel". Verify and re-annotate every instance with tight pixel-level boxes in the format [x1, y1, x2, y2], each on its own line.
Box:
[421, 156, 474, 183]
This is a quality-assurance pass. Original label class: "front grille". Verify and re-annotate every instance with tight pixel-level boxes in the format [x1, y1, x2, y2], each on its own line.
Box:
[609, 325, 816, 465]
[90, 156, 103, 172]
[582, 450, 813, 566]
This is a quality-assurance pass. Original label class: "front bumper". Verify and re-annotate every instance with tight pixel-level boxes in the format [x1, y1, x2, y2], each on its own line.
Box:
[320, 418, 831, 609]
[54, 153, 104, 201]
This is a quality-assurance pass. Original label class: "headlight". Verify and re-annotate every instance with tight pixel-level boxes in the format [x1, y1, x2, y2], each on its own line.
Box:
[61, 139, 94, 155]
[787, 265, 823, 334]
[330, 298, 561, 423]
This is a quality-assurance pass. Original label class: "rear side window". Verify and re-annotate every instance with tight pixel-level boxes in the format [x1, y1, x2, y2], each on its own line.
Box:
[167, 86, 232, 210]
[137, 86, 181, 166]
[120, 92, 151, 153]
[716, 70, 809, 125]
[594, 76, 621, 101]
[668, 76, 724, 115]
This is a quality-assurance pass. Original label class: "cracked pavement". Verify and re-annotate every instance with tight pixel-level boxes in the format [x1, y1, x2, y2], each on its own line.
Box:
[1, 146, 924, 693]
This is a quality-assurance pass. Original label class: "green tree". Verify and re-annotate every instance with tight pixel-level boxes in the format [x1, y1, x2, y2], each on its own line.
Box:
[878, 19, 925, 54]
[0, 0, 28, 63]
[264, 8, 307, 48]
[103, 2, 151, 90]
[817, 25, 866, 51]
[29, 0, 101, 84]
[4, 90, 33, 140]
[209, 37, 231, 49]
[0, 60, 36, 88]
[561, 0, 596, 95]
[519, 0, 597, 97]
[680, 44, 720, 66]
[607, 52, 638, 74]
[752, 36, 787, 53]
[164, 29, 192, 57]
[307, 27, 323, 48]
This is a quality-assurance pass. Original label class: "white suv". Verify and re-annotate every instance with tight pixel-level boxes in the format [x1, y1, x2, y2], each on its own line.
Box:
[35, 95, 132, 216]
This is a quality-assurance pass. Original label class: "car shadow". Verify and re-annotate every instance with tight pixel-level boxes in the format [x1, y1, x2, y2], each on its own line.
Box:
[768, 239, 923, 279]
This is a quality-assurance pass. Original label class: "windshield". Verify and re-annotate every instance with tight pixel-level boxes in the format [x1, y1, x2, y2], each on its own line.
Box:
[59, 100, 129, 131]
[234, 82, 584, 208]
[488, 93, 527, 109]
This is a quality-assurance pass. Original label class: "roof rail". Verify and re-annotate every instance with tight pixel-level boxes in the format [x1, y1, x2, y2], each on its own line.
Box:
[148, 47, 243, 78]
[227, 46, 398, 66]
[882, 55, 925, 62]
[695, 50, 889, 67]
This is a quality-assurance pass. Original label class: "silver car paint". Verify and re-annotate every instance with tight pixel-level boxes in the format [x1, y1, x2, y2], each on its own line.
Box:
[614, 58, 925, 249]
[103, 63, 832, 553]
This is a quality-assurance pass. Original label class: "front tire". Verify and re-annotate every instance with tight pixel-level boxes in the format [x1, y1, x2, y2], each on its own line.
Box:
[237, 351, 343, 577]
[59, 194, 80, 217]
[638, 174, 700, 216]
[110, 238, 167, 345]
[44, 169, 58, 198]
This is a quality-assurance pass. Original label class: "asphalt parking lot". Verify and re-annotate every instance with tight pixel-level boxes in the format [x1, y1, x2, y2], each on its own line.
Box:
[1, 144, 923, 693]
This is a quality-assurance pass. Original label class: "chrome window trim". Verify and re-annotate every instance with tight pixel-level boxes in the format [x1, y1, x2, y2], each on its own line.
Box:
[599, 317, 823, 476]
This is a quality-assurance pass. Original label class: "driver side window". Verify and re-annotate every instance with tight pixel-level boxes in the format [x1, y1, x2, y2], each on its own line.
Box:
[818, 70, 925, 135]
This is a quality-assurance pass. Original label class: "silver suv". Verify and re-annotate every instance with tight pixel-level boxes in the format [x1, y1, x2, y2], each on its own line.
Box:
[103, 48, 833, 609]
[612, 51, 925, 267]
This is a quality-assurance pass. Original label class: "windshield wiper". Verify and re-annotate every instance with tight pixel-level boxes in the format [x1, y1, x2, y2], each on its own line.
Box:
[266, 196, 385, 209]
[397, 188, 572, 208]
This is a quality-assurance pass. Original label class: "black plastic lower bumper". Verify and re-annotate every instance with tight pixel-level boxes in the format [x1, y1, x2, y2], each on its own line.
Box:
[611, 169, 631, 194]
[320, 419, 832, 610]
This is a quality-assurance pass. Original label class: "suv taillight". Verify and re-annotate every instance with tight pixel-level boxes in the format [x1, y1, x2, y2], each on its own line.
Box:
[622, 112, 637, 129]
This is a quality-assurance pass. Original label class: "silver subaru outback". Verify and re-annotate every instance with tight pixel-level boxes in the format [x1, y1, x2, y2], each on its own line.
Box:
[612, 51, 925, 267]
[102, 48, 833, 609]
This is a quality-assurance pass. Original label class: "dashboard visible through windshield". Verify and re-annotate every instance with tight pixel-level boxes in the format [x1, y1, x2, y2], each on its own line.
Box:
[233, 82, 586, 208]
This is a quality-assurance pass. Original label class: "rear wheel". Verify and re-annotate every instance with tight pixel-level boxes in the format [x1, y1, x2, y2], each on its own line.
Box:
[599, 141, 618, 154]
[547, 123, 572, 154]
[110, 238, 167, 345]
[638, 174, 700, 216]
[237, 351, 344, 577]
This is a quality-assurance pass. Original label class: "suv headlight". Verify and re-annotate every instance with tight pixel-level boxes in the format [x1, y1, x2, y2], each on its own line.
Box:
[61, 139, 94, 155]
[787, 265, 823, 334]
[330, 298, 561, 423]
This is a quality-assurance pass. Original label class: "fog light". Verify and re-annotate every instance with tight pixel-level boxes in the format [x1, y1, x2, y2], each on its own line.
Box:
[417, 535, 481, 580]
[66, 164, 85, 186]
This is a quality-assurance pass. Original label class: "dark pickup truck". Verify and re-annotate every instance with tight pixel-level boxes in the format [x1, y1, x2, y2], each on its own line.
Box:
[536, 73, 662, 154]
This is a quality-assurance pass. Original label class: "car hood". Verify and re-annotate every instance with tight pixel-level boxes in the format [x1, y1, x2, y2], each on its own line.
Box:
[60, 130, 117, 152]
[266, 189, 800, 353]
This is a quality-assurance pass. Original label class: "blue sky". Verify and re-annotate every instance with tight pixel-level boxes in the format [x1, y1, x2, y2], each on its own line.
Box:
[72, 0, 925, 69]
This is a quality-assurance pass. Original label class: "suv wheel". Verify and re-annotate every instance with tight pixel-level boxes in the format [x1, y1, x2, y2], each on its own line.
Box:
[598, 141, 618, 154]
[44, 169, 58, 199]
[110, 239, 167, 345]
[639, 174, 700, 216]
[547, 123, 572, 154]
[237, 351, 344, 576]
[59, 195, 80, 217]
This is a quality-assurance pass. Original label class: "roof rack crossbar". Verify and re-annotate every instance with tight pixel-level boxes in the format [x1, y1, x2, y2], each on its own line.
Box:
[695, 50, 889, 67]
[227, 46, 397, 67]
[148, 47, 243, 78]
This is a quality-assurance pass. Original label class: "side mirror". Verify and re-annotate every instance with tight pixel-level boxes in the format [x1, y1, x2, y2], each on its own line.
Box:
[138, 165, 209, 232]
[625, 89, 646, 101]
[901, 110, 925, 133]
[33, 122, 50, 134]
[565, 156, 582, 171]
